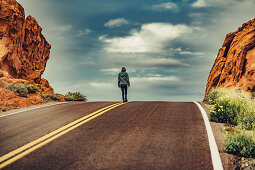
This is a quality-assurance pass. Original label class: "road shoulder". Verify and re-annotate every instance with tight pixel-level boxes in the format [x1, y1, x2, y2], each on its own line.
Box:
[0, 101, 68, 118]
[198, 102, 237, 170]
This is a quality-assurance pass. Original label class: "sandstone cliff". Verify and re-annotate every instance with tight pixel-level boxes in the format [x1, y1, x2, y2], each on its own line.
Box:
[205, 18, 255, 98]
[0, 0, 53, 93]
[0, 0, 58, 109]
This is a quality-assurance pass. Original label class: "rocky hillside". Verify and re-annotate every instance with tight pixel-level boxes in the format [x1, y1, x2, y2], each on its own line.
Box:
[0, 0, 62, 109]
[205, 18, 255, 97]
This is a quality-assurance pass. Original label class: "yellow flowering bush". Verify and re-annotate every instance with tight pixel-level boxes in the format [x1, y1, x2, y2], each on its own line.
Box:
[208, 87, 255, 130]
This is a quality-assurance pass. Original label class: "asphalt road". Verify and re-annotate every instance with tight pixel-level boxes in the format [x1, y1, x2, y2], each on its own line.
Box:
[0, 101, 214, 170]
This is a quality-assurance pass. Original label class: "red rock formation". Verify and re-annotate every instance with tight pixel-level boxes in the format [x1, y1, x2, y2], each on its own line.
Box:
[0, 0, 53, 93]
[205, 18, 255, 98]
[0, 0, 60, 110]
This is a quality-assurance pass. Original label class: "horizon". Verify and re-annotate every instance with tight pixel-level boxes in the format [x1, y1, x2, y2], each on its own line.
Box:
[17, 0, 255, 101]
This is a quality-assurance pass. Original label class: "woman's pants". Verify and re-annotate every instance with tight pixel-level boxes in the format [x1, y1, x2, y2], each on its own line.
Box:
[120, 84, 127, 102]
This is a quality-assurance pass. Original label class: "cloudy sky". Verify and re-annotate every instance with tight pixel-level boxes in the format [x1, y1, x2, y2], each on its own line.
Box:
[17, 0, 255, 101]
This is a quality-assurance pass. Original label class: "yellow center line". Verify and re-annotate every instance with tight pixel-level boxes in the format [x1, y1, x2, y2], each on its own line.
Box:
[0, 102, 122, 163]
[0, 102, 129, 169]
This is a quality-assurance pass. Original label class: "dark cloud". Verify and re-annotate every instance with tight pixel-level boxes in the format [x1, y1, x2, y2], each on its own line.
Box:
[17, 0, 255, 101]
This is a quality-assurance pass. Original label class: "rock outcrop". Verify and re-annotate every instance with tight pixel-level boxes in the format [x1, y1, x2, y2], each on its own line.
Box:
[0, 0, 53, 93]
[0, 0, 60, 109]
[205, 18, 255, 98]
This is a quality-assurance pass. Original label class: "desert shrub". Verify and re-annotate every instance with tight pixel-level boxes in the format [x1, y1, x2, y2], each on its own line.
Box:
[26, 84, 38, 93]
[206, 87, 229, 104]
[240, 114, 255, 130]
[65, 92, 87, 101]
[209, 87, 255, 158]
[225, 133, 255, 158]
[41, 93, 61, 101]
[209, 88, 255, 129]
[207, 87, 251, 105]
[1, 106, 7, 112]
[210, 97, 239, 125]
[6, 83, 38, 97]
[6, 83, 28, 97]
[0, 105, 17, 112]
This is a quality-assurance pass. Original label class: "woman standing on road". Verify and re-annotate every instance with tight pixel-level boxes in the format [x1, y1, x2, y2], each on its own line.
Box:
[118, 67, 130, 102]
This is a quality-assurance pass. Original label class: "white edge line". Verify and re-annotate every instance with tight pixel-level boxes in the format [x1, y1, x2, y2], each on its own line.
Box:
[193, 101, 223, 170]
[0, 102, 68, 118]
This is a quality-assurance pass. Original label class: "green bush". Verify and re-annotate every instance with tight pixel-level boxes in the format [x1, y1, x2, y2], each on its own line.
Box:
[241, 115, 255, 130]
[209, 87, 255, 159]
[225, 134, 255, 158]
[26, 84, 38, 93]
[1, 106, 7, 112]
[210, 97, 239, 125]
[6, 83, 38, 97]
[209, 88, 255, 129]
[41, 93, 61, 101]
[206, 87, 251, 105]
[6, 83, 28, 97]
[65, 92, 87, 101]
[0, 105, 17, 112]
[206, 87, 228, 104]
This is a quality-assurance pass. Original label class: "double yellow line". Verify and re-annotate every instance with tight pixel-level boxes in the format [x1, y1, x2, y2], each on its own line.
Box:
[0, 102, 128, 169]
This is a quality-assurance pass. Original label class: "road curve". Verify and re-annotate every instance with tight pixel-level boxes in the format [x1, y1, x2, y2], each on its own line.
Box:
[0, 101, 213, 170]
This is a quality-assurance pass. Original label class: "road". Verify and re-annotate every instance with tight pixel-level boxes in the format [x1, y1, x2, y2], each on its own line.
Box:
[0, 101, 215, 170]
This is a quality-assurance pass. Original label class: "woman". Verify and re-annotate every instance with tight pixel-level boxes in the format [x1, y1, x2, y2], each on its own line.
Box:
[118, 67, 130, 102]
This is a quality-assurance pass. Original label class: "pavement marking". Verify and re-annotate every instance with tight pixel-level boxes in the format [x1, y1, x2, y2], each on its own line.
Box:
[193, 102, 223, 170]
[0, 102, 129, 169]
[0, 102, 68, 118]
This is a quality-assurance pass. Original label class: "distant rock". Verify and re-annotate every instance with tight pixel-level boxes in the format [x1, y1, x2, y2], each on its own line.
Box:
[0, 0, 53, 94]
[205, 18, 255, 98]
